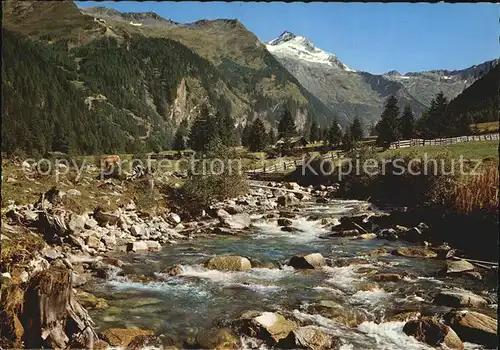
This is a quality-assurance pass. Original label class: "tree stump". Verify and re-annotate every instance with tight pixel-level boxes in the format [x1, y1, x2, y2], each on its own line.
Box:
[22, 267, 97, 349]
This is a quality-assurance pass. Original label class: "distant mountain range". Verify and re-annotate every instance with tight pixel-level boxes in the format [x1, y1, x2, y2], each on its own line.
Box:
[265, 31, 497, 127]
[1, 1, 497, 155]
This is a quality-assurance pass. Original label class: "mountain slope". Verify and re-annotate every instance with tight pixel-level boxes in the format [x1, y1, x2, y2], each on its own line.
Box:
[447, 62, 499, 124]
[79, 6, 336, 130]
[266, 31, 494, 128]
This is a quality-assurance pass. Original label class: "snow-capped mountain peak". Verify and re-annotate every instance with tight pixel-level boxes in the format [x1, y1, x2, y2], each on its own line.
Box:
[265, 31, 355, 72]
[268, 30, 296, 45]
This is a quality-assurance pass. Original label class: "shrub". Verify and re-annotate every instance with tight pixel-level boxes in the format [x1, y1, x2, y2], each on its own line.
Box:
[452, 164, 498, 214]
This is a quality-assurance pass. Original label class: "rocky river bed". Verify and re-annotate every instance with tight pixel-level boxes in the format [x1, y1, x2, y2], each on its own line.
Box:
[82, 192, 497, 349]
[2, 180, 497, 349]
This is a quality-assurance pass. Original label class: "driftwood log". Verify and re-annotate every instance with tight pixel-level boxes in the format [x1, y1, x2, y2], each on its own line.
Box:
[21, 267, 97, 349]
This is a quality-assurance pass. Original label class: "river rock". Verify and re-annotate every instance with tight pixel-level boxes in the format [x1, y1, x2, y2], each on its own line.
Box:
[369, 273, 402, 282]
[130, 224, 147, 238]
[439, 260, 475, 275]
[68, 213, 87, 233]
[443, 310, 497, 348]
[126, 241, 148, 252]
[289, 253, 325, 269]
[205, 255, 252, 271]
[127, 334, 162, 349]
[277, 218, 293, 227]
[404, 227, 423, 242]
[23, 209, 39, 222]
[165, 264, 184, 276]
[167, 212, 181, 225]
[225, 204, 244, 215]
[403, 317, 463, 349]
[356, 233, 377, 239]
[433, 289, 488, 308]
[84, 218, 98, 229]
[194, 328, 241, 349]
[86, 235, 101, 249]
[364, 248, 390, 257]
[41, 247, 62, 261]
[99, 328, 154, 348]
[219, 213, 251, 230]
[329, 229, 360, 237]
[277, 325, 341, 349]
[277, 194, 299, 207]
[377, 228, 399, 240]
[284, 182, 301, 190]
[76, 290, 109, 310]
[308, 300, 369, 327]
[235, 311, 297, 346]
[392, 247, 437, 258]
[93, 209, 120, 227]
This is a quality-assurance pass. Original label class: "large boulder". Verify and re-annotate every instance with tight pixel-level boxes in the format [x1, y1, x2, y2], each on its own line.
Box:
[403, 317, 463, 349]
[235, 311, 297, 346]
[205, 255, 252, 271]
[167, 212, 182, 225]
[392, 247, 437, 258]
[126, 241, 149, 252]
[439, 260, 475, 275]
[433, 290, 488, 308]
[194, 328, 241, 349]
[277, 218, 293, 227]
[307, 300, 369, 327]
[99, 328, 154, 348]
[67, 213, 87, 233]
[289, 253, 325, 269]
[443, 310, 497, 348]
[219, 213, 251, 230]
[277, 194, 300, 207]
[277, 325, 341, 350]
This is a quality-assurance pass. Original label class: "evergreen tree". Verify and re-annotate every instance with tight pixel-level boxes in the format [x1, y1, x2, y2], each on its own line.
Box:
[241, 122, 251, 148]
[278, 109, 296, 139]
[341, 127, 354, 152]
[172, 119, 189, 151]
[433, 91, 450, 137]
[327, 119, 343, 147]
[248, 118, 268, 152]
[350, 116, 364, 141]
[376, 96, 401, 149]
[309, 120, 320, 143]
[369, 122, 377, 137]
[399, 105, 415, 139]
[189, 104, 212, 152]
[268, 128, 277, 145]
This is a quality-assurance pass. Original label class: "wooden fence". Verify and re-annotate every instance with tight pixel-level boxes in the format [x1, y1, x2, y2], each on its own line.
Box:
[247, 152, 344, 175]
[389, 133, 499, 149]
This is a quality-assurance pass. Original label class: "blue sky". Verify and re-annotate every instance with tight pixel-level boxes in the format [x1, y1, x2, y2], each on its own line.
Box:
[76, 2, 499, 74]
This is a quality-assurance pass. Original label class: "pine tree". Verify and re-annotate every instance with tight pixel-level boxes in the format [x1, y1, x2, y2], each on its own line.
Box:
[350, 116, 364, 141]
[278, 109, 296, 139]
[241, 122, 251, 148]
[248, 118, 268, 152]
[369, 122, 377, 137]
[399, 105, 415, 139]
[327, 119, 343, 147]
[341, 127, 354, 152]
[309, 120, 320, 143]
[189, 104, 212, 152]
[172, 119, 188, 151]
[268, 128, 277, 145]
[433, 91, 450, 137]
[376, 96, 401, 149]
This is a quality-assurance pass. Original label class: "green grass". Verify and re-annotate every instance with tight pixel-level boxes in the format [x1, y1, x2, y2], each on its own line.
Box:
[379, 140, 499, 162]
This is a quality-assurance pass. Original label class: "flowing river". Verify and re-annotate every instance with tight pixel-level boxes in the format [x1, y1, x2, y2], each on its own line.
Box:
[86, 199, 497, 349]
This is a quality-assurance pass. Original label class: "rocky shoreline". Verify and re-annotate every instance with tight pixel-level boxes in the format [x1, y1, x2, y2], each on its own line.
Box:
[1, 179, 497, 349]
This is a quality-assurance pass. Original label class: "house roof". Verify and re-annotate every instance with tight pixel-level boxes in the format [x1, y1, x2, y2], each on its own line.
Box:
[275, 136, 308, 145]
